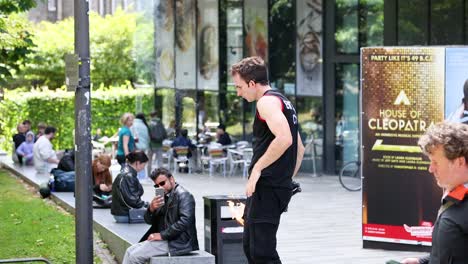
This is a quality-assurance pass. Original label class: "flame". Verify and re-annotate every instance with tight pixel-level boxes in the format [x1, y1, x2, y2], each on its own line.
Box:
[227, 200, 245, 226]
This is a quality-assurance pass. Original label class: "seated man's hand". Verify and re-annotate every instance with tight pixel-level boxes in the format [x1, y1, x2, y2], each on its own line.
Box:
[401, 258, 419, 264]
[149, 196, 165, 212]
[147, 233, 162, 241]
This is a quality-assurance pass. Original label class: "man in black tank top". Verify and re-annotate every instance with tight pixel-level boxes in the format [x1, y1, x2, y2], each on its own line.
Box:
[231, 56, 305, 264]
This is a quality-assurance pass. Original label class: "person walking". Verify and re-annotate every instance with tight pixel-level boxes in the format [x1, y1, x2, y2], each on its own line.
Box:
[116, 113, 136, 168]
[231, 56, 305, 264]
[133, 113, 151, 180]
[148, 111, 167, 174]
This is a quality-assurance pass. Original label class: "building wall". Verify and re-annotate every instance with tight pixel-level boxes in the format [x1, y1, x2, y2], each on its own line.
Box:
[28, 0, 135, 23]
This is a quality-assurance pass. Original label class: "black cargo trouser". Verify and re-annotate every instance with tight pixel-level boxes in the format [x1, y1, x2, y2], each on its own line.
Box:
[243, 184, 292, 264]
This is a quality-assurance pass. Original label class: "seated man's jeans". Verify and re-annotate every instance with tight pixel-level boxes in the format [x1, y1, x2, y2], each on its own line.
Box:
[123, 240, 169, 264]
[114, 215, 129, 223]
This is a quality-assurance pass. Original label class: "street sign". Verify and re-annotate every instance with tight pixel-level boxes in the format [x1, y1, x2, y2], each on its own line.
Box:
[65, 53, 79, 90]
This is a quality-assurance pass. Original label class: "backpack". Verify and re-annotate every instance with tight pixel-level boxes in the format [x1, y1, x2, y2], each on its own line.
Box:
[58, 150, 75, 172]
[150, 119, 167, 143]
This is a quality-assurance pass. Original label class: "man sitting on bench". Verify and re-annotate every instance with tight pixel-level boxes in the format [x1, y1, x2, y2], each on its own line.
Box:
[122, 168, 199, 264]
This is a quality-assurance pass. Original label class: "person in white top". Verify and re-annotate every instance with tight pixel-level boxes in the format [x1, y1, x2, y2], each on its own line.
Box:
[133, 113, 151, 180]
[33, 126, 59, 174]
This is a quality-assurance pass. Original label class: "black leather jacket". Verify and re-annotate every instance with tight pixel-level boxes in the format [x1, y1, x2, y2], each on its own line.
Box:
[419, 185, 468, 264]
[111, 165, 145, 216]
[140, 184, 199, 256]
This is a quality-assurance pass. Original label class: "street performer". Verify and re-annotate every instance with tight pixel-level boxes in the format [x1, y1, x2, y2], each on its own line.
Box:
[231, 56, 305, 264]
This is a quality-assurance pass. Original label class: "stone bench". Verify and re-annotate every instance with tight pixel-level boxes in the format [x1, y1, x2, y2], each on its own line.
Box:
[150, 250, 215, 264]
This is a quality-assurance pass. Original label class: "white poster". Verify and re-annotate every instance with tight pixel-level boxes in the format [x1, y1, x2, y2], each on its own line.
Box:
[197, 0, 219, 91]
[244, 0, 268, 61]
[296, 0, 322, 96]
[155, 0, 175, 88]
[175, 0, 196, 90]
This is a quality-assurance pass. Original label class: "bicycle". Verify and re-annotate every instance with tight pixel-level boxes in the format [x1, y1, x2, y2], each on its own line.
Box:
[339, 160, 361, 191]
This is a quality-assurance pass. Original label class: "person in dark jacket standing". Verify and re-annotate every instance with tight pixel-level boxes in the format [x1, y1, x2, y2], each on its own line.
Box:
[111, 151, 149, 223]
[402, 122, 468, 264]
[231, 56, 305, 264]
[122, 168, 198, 264]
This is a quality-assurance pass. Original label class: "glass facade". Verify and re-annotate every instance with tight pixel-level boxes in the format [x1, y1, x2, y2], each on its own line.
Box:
[332, 0, 383, 170]
[137, 0, 468, 175]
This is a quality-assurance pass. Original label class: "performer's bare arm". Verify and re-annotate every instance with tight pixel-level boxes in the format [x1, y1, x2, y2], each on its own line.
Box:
[292, 132, 305, 178]
[246, 96, 292, 196]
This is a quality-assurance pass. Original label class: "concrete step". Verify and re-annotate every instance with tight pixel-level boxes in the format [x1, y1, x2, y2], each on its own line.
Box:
[151, 251, 215, 264]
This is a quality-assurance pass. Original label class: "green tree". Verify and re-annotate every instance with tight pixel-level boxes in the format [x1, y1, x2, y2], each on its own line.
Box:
[17, 9, 137, 89]
[0, 0, 36, 86]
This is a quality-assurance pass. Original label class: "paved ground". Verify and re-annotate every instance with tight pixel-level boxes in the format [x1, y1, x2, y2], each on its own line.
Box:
[116, 163, 428, 264]
[0, 155, 428, 263]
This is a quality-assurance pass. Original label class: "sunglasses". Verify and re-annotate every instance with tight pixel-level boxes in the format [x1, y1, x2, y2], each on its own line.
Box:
[154, 181, 166, 188]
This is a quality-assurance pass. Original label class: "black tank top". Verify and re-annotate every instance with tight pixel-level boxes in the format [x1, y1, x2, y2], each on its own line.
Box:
[249, 90, 298, 188]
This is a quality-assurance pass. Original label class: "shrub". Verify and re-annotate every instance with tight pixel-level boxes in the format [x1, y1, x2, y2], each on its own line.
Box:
[0, 85, 154, 152]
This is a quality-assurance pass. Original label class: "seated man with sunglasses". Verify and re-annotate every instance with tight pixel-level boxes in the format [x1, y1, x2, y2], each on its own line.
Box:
[122, 168, 199, 264]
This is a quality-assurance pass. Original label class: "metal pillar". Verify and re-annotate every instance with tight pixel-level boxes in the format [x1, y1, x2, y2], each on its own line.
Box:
[74, 0, 93, 263]
[323, 0, 336, 174]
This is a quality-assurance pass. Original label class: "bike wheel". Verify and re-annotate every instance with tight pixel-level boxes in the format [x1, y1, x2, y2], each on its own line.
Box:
[339, 161, 361, 191]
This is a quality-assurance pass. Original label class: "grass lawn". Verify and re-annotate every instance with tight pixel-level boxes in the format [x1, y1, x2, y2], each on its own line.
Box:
[0, 169, 78, 263]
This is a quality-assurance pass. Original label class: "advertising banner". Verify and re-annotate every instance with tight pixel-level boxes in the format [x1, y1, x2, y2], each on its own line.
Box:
[155, 0, 175, 88]
[296, 0, 322, 96]
[197, 0, 219, 91]
[244, 0, 268, 61]
[175, 0, 196, 90]
[361, 47, 444, 248]
[445, 48, 468, 123]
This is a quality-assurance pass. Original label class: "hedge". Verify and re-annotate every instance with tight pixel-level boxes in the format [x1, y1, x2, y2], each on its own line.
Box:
[0, 85, 154, 152]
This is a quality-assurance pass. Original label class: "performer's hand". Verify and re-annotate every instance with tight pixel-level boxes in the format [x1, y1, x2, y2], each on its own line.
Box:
[147, 233, 162, 241]
[246, 168, 260, 197]
[401, 258, 419, 264]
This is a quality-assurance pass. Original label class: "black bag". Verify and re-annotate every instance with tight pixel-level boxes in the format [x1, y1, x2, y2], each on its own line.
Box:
[39, 182, 51, 198]
[128, 208, 146, 223]
[58, 150, 75, 172]
[51, 169, 75, 192]
[117, 176, 146, 223]
[93, 194, 112, 208]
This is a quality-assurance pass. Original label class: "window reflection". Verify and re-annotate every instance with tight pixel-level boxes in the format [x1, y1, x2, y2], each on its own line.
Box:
[398, 0, 428, 45]
[359, 0, 383, 47]
[156, 88, 176, 138]
[297, 96, 323, 174]
[134, 0, 155, 86]
[269, 0, 295, 94]
[180, 90, 197, 137]
[431, 0, 464, 45]
[335, 0, 383, 53]
[226, 2, 243, 86]
[335, 64, 359, 169]
[335, 0, 358, 54]
[197, 91, 219, 136]
[224, 92, 243, 140]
